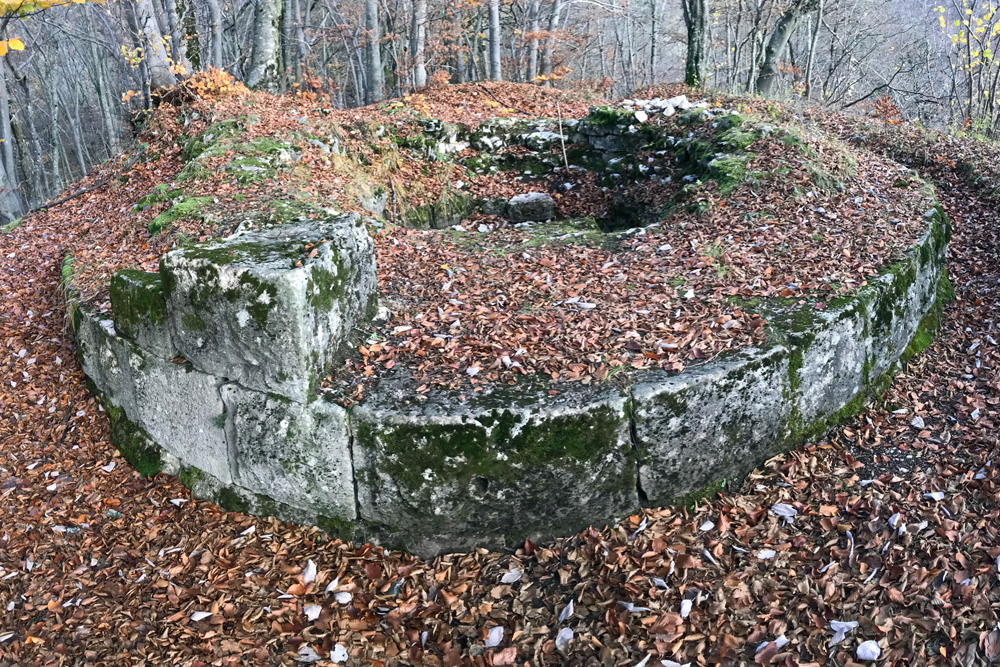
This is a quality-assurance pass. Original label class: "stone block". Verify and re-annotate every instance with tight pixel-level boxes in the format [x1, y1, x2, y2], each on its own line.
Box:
[507, 192, 554, 223]
[109, 269, 176, 359]
[132, 356, 231, 484]
[160, 213, 376, 403]
[352, 377, 637, 554]
[633, 346, 790, 506]
[222, 384, 356, 519]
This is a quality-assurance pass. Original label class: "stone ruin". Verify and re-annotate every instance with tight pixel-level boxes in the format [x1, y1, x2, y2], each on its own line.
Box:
[70, 96, 952, 555]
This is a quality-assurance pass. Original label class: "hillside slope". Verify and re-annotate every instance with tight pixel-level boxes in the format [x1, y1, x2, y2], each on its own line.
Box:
[1, 80, 997, 665]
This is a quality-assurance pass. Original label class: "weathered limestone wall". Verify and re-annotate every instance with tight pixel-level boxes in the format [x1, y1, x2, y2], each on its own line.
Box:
[70, 200, 950, 556]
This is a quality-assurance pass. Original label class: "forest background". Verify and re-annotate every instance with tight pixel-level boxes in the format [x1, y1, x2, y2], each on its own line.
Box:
[0, 0, 991, 226]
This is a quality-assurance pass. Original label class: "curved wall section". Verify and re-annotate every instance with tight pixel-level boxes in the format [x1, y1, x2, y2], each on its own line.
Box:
[70, 207, 950, 556]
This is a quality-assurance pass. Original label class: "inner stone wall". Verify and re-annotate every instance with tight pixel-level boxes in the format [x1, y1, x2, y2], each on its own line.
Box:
[70, 196, 950, 555]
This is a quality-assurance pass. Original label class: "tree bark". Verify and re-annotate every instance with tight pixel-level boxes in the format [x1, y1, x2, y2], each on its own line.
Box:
[488, 0, 502, 80]
[163, 0, 191, 72]
[804, 0, 823, 99]
[527, 0, 540, 82]
[365, 0, 384, 102]
[0, 61, 23, 221]
[541, 0, 563, 82]
[248, 0, 282, 90]
[756, 0, 820, 97]
[204, 0, 223, 69]
[412, 0, 427, 87]
[132, 0, 179, 89]
[681, 0, 708, 87]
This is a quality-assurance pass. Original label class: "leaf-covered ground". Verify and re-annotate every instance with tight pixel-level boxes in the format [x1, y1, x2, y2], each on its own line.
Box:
[1, 84, 998, 666]
[58, 78, 929, 400]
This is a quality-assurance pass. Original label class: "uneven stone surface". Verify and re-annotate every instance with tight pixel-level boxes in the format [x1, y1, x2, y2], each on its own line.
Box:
[633, 346, 791, 506]
[351, 377, 636, 554]
[506, 192, 554, 223]
[160, 213, 376, 403]
[109, 270, 176, 359]
[221, 384, 355, 519]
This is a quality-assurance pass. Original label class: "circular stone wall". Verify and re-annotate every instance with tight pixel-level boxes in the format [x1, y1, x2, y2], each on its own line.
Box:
[69, 201, 950, 556]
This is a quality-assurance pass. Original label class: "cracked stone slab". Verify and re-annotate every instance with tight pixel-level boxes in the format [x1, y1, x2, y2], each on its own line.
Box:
[633, 346, 791, 506]
[506, 192, 554, 223]
[222, 384, 356, 519]
[352, 376, 637, 554]
[74, 304, 231, 484]
[160, 213, 376, 403]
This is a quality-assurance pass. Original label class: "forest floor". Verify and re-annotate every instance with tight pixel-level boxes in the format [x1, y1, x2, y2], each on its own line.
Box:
[1, 82, 1000, 666]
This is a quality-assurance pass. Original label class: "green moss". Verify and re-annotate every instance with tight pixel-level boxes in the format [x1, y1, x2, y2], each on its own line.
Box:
[109, 270, 168, 339]
[901, 312, 938, 364]
[135, 184, 183, 210]
[215, 486, 250, 513]
[233, 273, 278, 327]
[1, 217, 21, 233]
[149, 196, 214, 235]
[937, 271, 955, 304]
[179, 466, 203, 489]
[587, 106, 636, 127]
[708, 156, 749, 195]
[306, 264, 345, 312]
[181, 313, 207, 331]
[358, 403, 627, 496]
[317, 514, 364, 543]
[60, 254, 74, 287]
[673, 479, 726, 510]
[181, 119, 245, 162]
[106, 405, 163, 477]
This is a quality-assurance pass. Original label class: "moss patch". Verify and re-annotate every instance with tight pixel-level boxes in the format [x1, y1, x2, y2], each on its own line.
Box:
[109, 270, 168, 339]
[149, 196, 214, 235]
[105, 403, 163, 478]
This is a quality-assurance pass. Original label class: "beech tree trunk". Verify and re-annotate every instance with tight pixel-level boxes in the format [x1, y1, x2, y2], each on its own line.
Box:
[804, 0, 823, 99]
[756, 0, 820, 97]
[0, 62, 23, 222]
[412, 0, 427, 87]
[247, 0, 282, 90]
[132, 0, 178, 89]
[204, 0, 223, 69]
[488, 0, 502, 80]
[541, 0, 563, 82]
[365, 0, 384, 103]
[682, 0, 708, 87]
[527, 0, 540, 82]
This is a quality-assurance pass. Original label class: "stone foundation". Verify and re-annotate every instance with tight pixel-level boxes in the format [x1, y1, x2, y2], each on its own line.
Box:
[69, 200, 950, 555]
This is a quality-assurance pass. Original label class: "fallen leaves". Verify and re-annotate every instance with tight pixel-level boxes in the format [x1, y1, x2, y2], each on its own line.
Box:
[2, 83, 1000, 666]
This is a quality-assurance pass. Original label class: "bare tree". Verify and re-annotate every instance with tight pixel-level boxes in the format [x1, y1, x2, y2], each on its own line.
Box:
[682, 0, 708, 86]
[541, 0, 563, 82]
[757, 0, 821, 96]
[412, 0, 427, 87]
[247, 0, 282, 90]
[204, 0, 223, 69]
[488, 0, 502, 80]
[365, 0, 384, 102]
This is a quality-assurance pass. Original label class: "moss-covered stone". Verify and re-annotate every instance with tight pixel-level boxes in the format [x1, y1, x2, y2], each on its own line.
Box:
[106, 402, 164, 478]
[149, 196, 214, 235]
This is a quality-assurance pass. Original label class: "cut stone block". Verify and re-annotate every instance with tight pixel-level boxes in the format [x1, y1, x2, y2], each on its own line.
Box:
[507, 192, 554, 223]
[133, 356, 231, 484]
[73, 306, 141, 418]
[352, 377, 637, 554]
[74, 304, 231, 484]
[109, 269, 176, 359]
[160, 213, 376, 403]
[633, 346, 790, 506]
[221, 384, 356, 519]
